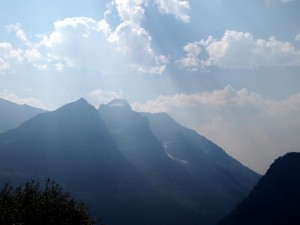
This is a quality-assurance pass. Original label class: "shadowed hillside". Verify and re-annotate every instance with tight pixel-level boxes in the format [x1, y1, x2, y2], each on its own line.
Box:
[0, 98, 45, 134]
[217, 152, 300, 225]
[0, 98, 261, 225]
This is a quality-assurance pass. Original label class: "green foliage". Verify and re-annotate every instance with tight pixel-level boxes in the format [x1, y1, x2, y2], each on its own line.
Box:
[0, 179, 104, 225]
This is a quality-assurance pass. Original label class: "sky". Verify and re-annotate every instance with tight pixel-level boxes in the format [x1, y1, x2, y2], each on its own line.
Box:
[0, 0, 300, 173]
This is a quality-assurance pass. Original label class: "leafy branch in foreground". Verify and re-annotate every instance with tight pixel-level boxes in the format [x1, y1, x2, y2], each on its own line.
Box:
[0, 179, 104, 225]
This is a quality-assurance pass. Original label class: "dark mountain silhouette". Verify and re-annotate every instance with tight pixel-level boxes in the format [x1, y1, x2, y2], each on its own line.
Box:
[0, 98, 164, 225]
[0, 98, 261, 225]
[99, 99, 260, 224]
[0, 98, 45, 134]
[217, 152, 300, 225]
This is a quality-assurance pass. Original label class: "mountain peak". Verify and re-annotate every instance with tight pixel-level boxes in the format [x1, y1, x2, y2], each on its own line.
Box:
[74, 98, 89, 105]
[61, 98, 91, 109]
[52, 98, 98, 118]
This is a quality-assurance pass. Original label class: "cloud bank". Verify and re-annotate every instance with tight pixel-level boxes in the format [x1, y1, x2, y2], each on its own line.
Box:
[133, 86, 300, 173]
[88, 89, 124, 105]
[0, 89, 45, 109]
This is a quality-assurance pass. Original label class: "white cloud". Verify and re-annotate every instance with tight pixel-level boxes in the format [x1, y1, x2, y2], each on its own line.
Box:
[33, 63, 48, 70]
[132, 86, 300, 173]
[0, 89, 45, 109]
[38, 17, 110, 71]
[31, 13, 168, 74]
[24, 48, 41, 62]
[54, 63, 64, 71]
[112, 0, 145, 24]
[39, 17, 106, 49]
[155, 0, 190, 23]
[88, 89, 124, 105]
[108, 21, 169, 74]
[0, 58, 10, 71]
[178, 36, 215, 71]
[105, 1, 169, 74]
[178, 30, 300, 71]
[45, 53, 77, 70]
[179, 42, 201, 71]
[0, 42, 23, 63]
[110, 0, 190, 24]
[133, 85, 263, 112]
[3, 19, 114, 73]
[0, 42, 23, 71]
[3, 0, 195, 75]
[39, 31, 63, 48]
[6, 23, 29, 43]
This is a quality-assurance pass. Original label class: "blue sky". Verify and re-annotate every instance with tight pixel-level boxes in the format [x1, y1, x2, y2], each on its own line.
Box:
[1, 0, 300, 173]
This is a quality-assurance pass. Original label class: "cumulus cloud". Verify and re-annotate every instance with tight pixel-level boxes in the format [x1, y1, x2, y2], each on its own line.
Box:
[6, 23, 29, 43]
[132, 86, 300, 173]
[178, 42, 202, 72]
[24, 48, 41, 62]
[26, 1, 171, 74]
[35, 17, 113, 71]
[105, 1, 169, 74]
[33, 63, 48, 70]
[0, 42, 23, 63]
[0, 58, 10, 71]
[0, 89, 45, 109]
[107, 21, 169, 74]
[155, 0, 190, 23]
[111, 0, 145, 24]
[24, 13, 167, 74]
[107, 0, 190, 24]
[178, 30, 300, 71]
[2, 0, 192, 75]
[0, 42, 23, 72]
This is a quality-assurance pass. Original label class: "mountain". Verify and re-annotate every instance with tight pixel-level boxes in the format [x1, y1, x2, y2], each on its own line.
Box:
[99, 99, 261, 224]
[99, 99, 211, 224]
[0, 98, 167, 225]
[217, 152, 300, 225]
[0, 98, 45, 134]
[0, 98, 261, 225]
[144, 112, 260, 201]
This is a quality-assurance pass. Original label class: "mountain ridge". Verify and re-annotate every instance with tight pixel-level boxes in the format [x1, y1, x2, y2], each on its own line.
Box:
[143, 111, 260, 208]
[0, 98, 261, 225]
[99, 99, 260, 224]
[217, 152, 300, 225]
[0, 98, 169, 225]
[0, 98, 46, 134]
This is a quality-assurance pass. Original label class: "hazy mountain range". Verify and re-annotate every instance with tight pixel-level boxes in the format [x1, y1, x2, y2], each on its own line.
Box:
[0, 98, 261, 225]
[0, 98, 45, 134]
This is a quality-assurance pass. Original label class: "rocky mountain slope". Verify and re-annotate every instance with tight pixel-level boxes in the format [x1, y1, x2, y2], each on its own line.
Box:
[217, 152, 300, 225]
